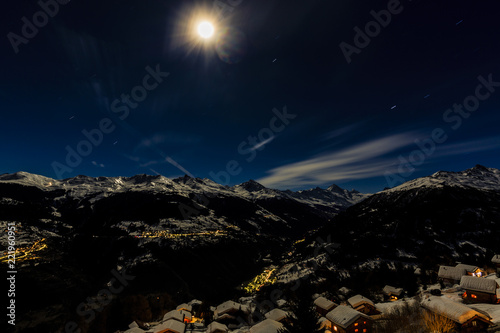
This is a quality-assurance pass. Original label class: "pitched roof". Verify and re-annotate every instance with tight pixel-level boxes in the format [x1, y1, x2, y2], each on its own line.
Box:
[176, 303, 192, 312]
[460, 276, 498, 294]
[153, 319, 186, 333]
[314, 296, 336, 311]
[215, 300, 241, 317]
[206, 321, 228, 333]
[124, 328, 145, 333]
[421, 296, 491, 324]
[347, 295, 374, 308]
[438, 265, 466, 281]
[326, 305, 370, 329]
[492, 255, 500, 264]
[265, 308, 288, 322]
[163, 310, 184, 322]
[456, 264, 480, 272]
[383, 285, 404, 296]
[249, 319, 283, 333]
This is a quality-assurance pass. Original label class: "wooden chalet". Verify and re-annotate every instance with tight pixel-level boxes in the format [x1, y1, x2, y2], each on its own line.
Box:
[213, 300, 250, 327]
[421, 296, 492, 332]
[326, 305, 373, 333]
[456, 264, 485, 277]
[382, 285, 404, 301]
[347, 295, 381, 316]
[314, 296, 337, 316]
[438, 265, 466, 285]
[460, 276, 499, 304]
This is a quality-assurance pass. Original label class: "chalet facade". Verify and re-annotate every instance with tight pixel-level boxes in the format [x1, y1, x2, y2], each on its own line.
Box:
[421, 296, 492, 332]
[347, 295, 381, 316]
[438, 265, 466, 285]
[460, 276, 499, 304]
[456, 264, 485, 277]
[382, 285, 404, 301]
[326, 305, 373, 333]
[492, 255, 500, 276]
[314, 296, 337, 316]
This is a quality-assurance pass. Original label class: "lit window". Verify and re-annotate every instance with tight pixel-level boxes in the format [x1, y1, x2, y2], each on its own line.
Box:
[355, 330, 358, 332]
[334, 326, 338, 331]
[471, 294, 477, 299]
[363, 330, 367, 333]
[472, 321, 477, 326]
[363, 321, 366, 324]
[355, 323, 358, 326]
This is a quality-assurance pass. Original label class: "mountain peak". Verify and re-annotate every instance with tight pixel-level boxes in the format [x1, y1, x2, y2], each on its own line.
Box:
[237, 179, 267, 192]
[327, 184, 345, 193]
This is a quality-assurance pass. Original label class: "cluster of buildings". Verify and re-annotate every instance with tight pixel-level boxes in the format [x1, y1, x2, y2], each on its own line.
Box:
[118, 255, 500, 333]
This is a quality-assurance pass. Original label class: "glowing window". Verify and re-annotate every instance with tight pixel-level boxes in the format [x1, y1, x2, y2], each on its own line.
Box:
[355, 330, 358, 332]
[471, 294, 477, 299]
[363, 330, 367, 333]
[472, 321, 477, 326]
[334, 326, 338, 331]
[355, 323, 358, 326]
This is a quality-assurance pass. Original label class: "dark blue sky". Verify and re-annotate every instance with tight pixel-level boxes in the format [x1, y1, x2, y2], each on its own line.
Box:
[1, 0, 500, 193]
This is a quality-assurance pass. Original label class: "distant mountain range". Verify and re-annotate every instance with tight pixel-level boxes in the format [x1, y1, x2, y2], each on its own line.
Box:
[2, 165, 500, 332]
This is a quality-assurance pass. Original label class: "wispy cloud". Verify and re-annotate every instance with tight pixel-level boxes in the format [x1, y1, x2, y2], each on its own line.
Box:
[258, 133, 500, 189]
[250, 136, 275, 151]
[257, 132, 420, 188]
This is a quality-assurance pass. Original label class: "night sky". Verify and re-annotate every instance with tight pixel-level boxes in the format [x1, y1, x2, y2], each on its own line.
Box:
[1, 0, 500, 193]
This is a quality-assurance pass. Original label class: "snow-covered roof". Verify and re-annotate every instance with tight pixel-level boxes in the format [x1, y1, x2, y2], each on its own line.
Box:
[265, 308, 288, 322]
[215, 300, 241, 316]
[129, 321, 140, 329]
[206, 321, 228, 333]
[314, 296, 336, 311]
[383, 285, 404, 296]
[456, 264, 480, 272]
[492, 255, 500, 264]
[249, 319, 283, 333]
[326, 305, 370, 329]
[163, 310, 184, 322]
[460, 276, 498, 294]
[421, 296, 490, 324]
[179, 310, 191, 321]
[438, 266, 466, 280]
[347, 295, 374, 308]
[318, 316, 328, 329]
[153, 319, 186, 333]
[124, 328, 145, 333]
[176, 303, 192, 312]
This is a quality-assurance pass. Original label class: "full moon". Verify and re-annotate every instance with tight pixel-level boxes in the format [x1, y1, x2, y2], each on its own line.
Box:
[197, 21, 214, 39]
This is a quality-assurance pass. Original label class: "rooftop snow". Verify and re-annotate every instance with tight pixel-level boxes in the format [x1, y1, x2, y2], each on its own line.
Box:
[348, 294, 374, 308]
[460, 276, 498, 294]
[438, 266, 466, 281]
[314, 296, 336, 310]
[326, 305, 370, 329]
[421, 295, 490, 324]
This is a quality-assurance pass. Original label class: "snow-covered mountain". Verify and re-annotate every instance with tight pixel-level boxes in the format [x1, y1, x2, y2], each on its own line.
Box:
[282, 165, 500, 286]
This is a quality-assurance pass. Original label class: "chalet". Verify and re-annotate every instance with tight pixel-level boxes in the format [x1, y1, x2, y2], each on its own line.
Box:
[249, 319, 283, 333]
[456, 264, 485, 277]
[314, 296, 337, 316]
[421, 296, 492, 332]
[163, 310, 184, 323]
[438, 265, 466, 285]
[153, 319, 186, 333]
[264, 308, 290, 323]
[213, 300, 250, 327]
[347, 295, 381, 317]
[460, 276, 499, 304]
[492, 255, 500, 275]
[326, 305, 373, 333]
[382, 285, 404, 301]
[206, 321, 228, 333]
